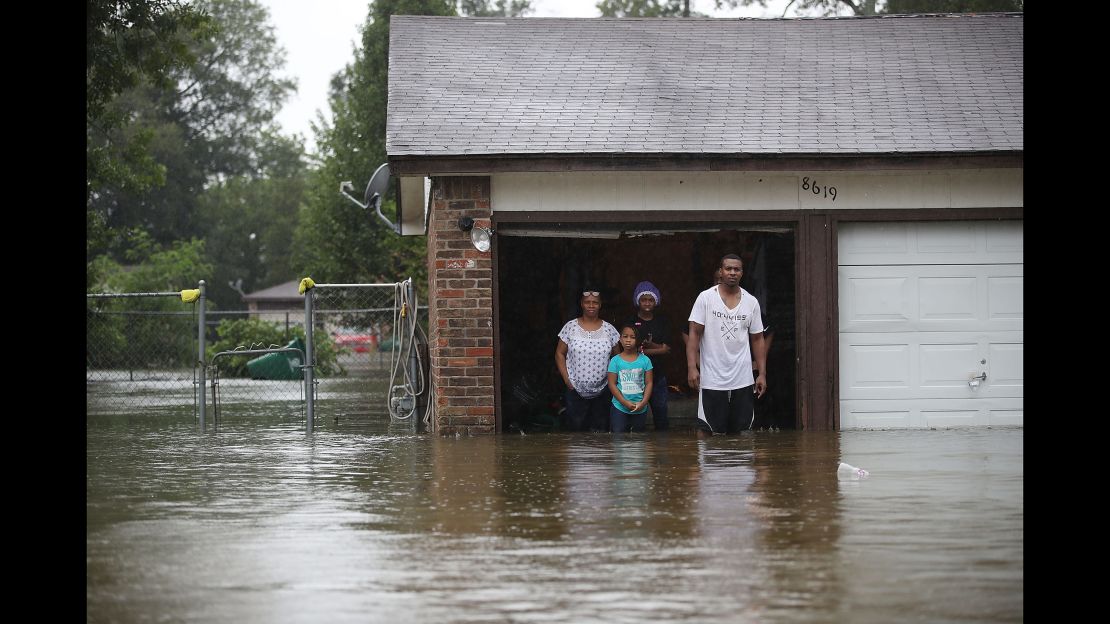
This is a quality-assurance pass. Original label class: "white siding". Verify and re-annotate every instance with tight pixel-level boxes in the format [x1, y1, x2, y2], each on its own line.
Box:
[492, 169, 1023, 212]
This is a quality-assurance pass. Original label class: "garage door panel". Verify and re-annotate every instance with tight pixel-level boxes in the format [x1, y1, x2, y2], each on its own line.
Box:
[842, 343, 911, 389]
[988, 276, 1023, 320]
[919, 276, 977, 320]
[987, 343, 1023, 388]
[922, 409, 980, 427]
[844, 276, 912, 323]
[840, 265, 1023, 333]
[841, 331, 1022, 401]
[840, 399, 1024, 429]
[915, 222, 978, 255]
[920, 343, 979, 387]
[984, 220, 1024, 253]
[839, 221, 1023, 265]
[990, 409, 1024, 426]
[842, 407, 917, 429]
[838, 222, 911, 261]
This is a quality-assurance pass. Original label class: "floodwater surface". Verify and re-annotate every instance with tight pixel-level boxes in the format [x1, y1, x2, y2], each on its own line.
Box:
[87, 412, 1022, 623]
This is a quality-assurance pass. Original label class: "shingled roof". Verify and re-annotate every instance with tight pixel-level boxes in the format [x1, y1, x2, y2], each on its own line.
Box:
[386, 14, 1022, 158]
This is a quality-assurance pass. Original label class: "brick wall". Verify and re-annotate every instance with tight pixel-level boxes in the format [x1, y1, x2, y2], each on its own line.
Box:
[426, 177, 496, 435]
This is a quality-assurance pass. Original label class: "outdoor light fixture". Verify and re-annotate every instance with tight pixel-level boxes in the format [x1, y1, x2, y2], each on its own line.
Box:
[457, 216, 494, 252]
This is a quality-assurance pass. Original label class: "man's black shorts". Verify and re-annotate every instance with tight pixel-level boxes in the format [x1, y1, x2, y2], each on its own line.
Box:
[696, 386, 756, 434]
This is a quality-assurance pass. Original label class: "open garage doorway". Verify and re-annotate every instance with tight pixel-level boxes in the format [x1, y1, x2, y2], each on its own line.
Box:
[496, 222, 796, 433]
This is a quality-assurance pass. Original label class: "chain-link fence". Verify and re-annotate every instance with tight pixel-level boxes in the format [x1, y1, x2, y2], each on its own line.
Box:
[86, 291, 202, 416]
[88, 280, 427, 430]
[204, 309, 308, 424]
[308, 282, 427, 428]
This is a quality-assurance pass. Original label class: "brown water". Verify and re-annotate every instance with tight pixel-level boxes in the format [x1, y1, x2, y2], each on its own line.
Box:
[86, 412, 1022, 623]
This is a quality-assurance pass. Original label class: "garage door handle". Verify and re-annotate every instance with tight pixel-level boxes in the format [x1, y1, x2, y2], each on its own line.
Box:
[968, 372, 987, 388]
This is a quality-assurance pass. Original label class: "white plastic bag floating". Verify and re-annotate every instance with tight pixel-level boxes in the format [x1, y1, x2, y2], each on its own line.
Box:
[837, 462, 870, 480]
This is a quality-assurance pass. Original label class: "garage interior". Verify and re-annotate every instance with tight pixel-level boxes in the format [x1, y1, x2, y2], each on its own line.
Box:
[496, 222, 797, 433]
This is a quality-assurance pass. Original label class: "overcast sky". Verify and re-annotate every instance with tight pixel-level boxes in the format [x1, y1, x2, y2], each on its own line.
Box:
[259, 0, 809, 152]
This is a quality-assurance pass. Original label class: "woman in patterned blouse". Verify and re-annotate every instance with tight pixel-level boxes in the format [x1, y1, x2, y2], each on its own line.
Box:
[555, 288, 621, 432]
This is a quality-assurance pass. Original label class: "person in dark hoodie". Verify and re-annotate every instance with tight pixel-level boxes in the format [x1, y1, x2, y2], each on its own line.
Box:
[624, 280, 672, 431]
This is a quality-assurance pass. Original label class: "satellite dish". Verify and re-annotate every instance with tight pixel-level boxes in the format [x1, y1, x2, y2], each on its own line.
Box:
[364, 163, 391, 207]
[338, 162, 399, 234]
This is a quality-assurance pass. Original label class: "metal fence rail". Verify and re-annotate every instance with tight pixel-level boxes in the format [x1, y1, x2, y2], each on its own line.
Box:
[209, 346, 306, 426]
[86, 285, 205, 422]
[201, 309, 308, 425]
[307, 280, 427, 432]
[88, 278, 426, 433]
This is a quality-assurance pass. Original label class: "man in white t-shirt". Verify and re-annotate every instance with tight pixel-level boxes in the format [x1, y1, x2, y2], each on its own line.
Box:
[686, 254, 768, 436]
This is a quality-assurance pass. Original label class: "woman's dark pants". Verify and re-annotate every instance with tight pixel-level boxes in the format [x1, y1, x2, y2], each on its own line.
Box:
[564, 387, 612, 432]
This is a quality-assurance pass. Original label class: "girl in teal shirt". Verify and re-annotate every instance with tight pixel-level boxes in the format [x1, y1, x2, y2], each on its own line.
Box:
[607, 323, 654, 433]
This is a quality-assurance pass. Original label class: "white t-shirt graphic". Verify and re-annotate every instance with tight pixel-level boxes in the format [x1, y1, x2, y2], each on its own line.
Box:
[688, 286, 764, 390]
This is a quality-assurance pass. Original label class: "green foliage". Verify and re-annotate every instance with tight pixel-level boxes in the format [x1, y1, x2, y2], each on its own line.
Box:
[88, 0, 297, 255]
[88, 0, 308, 314]
[86, 236, 210, 370]
[86, 0, 209, 201]
[206, 318, 343, 378]
[458, 0, 533, 16]
[87, 0, 209, 125]
[197, 133, 308, 309]
[86, 302, 130, 370]
[87, 1, 210, 278]
[293, 0, 534, 290]
[597, 0, 692, 17]
[712, 0, 1020, 17]
[883, 0, 1022, 13]
[96, 235, 213, 294]
[294, 0, 455, 288]
[86, 297, 198, 370]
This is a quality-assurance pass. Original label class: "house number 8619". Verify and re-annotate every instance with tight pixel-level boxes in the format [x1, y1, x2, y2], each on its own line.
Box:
[802, 177, 837, 201]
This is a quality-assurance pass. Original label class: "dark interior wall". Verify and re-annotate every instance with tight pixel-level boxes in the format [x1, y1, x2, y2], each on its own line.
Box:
[497, 227, 796, 432]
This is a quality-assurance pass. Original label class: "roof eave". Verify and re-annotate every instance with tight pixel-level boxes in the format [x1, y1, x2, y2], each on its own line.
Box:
[388, 151, 1023, 176]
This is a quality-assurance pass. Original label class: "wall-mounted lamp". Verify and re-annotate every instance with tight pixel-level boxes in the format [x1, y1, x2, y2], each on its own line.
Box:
[457, 217, 495, 252]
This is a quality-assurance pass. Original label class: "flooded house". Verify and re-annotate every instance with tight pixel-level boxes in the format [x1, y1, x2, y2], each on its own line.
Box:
[383, 13, 1023, 435]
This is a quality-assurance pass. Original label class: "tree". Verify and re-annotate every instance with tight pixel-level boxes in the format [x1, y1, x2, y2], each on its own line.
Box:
[88, 0, 296, 253]
[717, 0, 1021, 17]
[87, 0, 210, 288]
[597, 0, 693, 17]
[294, 0, 532, 289]
[87, 0, 209, 198]
[883, 0, 1022, 13]
[196, 133, 308, 308]
[458, 0, 533, 16]
[95, 234, 213, 294]
[87, 235, 214, 369]
[89, 0, 302, 307]
[294, 0, 452, 288]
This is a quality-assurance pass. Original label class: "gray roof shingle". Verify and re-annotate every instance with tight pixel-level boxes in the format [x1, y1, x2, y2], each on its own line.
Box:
[387, 14, 1022, 157]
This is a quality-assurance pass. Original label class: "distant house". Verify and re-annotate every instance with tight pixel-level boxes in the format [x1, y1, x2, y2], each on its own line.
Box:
[385, 14, 1023, 435]
[241, 280, 303, 324]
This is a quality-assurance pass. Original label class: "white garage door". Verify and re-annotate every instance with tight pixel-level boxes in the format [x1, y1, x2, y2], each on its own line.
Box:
[838, 221, 1023, 429]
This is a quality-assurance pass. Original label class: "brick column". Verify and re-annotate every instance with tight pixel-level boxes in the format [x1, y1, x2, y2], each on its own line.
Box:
[426, 177, 495, 435]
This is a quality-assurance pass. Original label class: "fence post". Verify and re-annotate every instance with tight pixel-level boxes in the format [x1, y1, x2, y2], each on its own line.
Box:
[197, 279, 206, 431]
[304, 287, 315, 433]
[407, 279, 420, 404]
